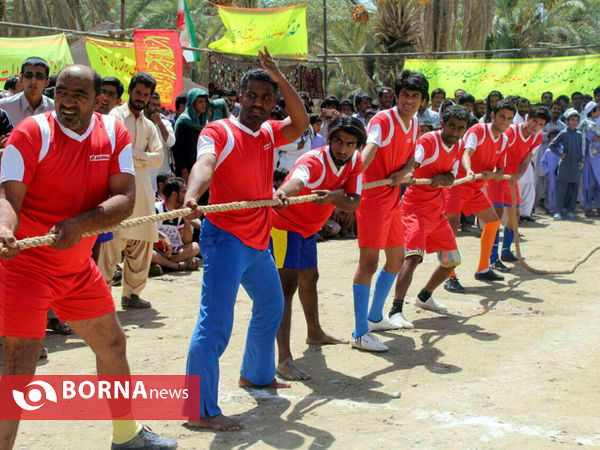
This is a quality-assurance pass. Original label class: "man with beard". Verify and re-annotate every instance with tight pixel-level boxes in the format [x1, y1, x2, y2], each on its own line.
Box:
[387, 106, 470, 325]
[271, 115, 364, 380]
[0, 65, 177, 450]
[182, 47, 309, 431]
[98, 72, 164, 309]
[377, 86, 394, 110]
[443, 99, 516, 293]
[351, 70, 428, 352]
[96, 77, 123, 115]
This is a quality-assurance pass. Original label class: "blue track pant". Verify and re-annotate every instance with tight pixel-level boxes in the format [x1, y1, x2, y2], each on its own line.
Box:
[184, 219, 284, 418]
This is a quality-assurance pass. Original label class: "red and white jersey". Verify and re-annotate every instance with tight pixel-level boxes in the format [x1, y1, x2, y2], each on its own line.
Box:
[197, 117, 290, 250]
[0, 111, 134, 274]
[459, 123, 509, 188]
[502, 123, 543, 175]
[363, 108, 419, 210]
[272, 146, 363, 238]
[403, 130, 463, 205]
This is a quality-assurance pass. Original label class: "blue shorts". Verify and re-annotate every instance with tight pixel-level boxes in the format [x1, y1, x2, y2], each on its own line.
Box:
[95, 232, 113, 244]
[269, 228, 318, 271]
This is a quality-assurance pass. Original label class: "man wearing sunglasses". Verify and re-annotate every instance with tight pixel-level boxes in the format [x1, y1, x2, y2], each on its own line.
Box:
[0, 57, 54, 126]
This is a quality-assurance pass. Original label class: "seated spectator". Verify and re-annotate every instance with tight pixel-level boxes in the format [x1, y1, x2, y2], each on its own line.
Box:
[150, 177, 201, 275]
[474, 99, 486, 119]
[377, 86, 394, 110]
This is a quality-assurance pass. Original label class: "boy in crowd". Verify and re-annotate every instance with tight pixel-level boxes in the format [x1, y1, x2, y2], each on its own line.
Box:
[550, 109, 584, 219]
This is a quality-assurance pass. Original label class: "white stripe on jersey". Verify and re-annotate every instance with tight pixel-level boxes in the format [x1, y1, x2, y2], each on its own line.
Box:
[101, 114, 117, 154]
[215, 122, 235, 170]
[32, 114, 51, 162]
[118, 144, 135, 175]
[0, 145, 25, 183]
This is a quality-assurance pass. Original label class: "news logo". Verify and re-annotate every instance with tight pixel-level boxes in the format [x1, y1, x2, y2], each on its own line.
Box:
[12, 380, 58, 411]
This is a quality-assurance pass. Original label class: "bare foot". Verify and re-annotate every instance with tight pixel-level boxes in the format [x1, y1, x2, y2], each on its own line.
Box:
[276, 357, 311, 381]
[187, 414, 245, 431]
[306, 330, 348, 345]
[238, 375, 291, 388]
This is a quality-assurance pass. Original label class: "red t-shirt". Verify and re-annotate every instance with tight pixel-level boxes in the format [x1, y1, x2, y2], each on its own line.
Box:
[459, 123, 508, 188]
[272, 146, 363, 238]
[197, 118, 290, 250]
[503, 123, 543, 175]
[362, 108, 419, 210]
[0, 112, 134, 274]
[403, 130, 462, 207]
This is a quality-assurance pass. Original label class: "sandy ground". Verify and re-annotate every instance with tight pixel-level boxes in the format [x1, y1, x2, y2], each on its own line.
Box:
[5, 212, 600, 449]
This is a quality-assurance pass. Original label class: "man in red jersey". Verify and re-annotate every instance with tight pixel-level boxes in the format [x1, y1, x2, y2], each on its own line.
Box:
[182, 48, 309, 432]
[351, 70, 428, 353]
[271, 115, 364, 380]
[386, 106, 469, 326]
[0, 65, 177, 450]
[443, 99, 516, 294]
[487, 104, 550, 271]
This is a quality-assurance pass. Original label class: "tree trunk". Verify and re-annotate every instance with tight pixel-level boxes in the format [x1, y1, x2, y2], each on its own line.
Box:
[462, 0, 495, 51]
[420, 0, 458, 54]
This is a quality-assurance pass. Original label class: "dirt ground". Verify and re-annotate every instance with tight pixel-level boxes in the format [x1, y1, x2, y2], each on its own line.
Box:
[6, 213, 600, 449]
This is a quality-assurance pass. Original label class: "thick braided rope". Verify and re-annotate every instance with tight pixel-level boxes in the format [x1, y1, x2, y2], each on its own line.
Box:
[8, 174, 600, 274]
[6, 175, 480, 251]
[508, 183, 600, 275]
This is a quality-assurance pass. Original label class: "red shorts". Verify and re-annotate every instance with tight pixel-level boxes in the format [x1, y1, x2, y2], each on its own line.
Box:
[356, 201, 404, 249]
[444, 183, 493, 216]
[486, 180, 521, 208]
[402, 211, 457, 254]
[0, 259, 115, 338]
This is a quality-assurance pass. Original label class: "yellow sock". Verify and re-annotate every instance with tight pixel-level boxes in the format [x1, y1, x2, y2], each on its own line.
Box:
[112, 420, 142, 445]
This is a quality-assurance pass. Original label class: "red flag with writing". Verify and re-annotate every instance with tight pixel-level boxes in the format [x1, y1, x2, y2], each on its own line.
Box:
[133, 30, 183, 109]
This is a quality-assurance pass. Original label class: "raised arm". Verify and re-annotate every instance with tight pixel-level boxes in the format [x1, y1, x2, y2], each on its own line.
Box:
[258, 47, 309, 143]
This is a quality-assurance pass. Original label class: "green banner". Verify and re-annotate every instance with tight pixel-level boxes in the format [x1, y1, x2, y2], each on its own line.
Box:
[404, 54, 600, 100]
[0, 34, 73, 84]
[209, 3, 307, 58]
[86, 38, 137, 101]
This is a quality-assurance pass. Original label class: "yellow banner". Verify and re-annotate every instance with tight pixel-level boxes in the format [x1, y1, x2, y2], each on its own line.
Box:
[0, 34, 73, 84]
[85, 38, 137, 101]
[404, 54, 600, 100]
[209, 3, 307, 58]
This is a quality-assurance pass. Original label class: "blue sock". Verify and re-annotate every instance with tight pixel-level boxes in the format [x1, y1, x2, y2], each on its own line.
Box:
[367, 269, 397, 322]
[502, 228, 515, 255]
[352, 283, 370, 338]
[490, 229, 500, 263]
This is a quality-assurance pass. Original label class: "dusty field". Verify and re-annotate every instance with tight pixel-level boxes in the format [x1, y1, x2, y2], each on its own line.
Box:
[5, 213, 600, 449]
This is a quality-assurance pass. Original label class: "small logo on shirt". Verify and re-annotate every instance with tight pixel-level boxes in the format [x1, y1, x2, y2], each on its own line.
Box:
[407, 139, 412, 144]
[90, 154, 110, 162]
[263, 143, 272, 151]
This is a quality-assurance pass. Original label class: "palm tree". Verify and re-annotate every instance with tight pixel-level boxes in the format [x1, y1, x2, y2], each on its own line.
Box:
[1, 0, 115, 36]
[374, 0, 422, 85]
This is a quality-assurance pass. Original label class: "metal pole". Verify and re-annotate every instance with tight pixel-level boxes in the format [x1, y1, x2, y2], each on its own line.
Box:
[323, 0, 328, 96]
[121, 0, 126, 30]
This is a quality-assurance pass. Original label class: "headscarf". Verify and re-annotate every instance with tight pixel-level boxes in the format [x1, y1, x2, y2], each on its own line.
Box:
[583, 101, 597, 118]
[174, 88, 209, 134]
[210, 98, 229, 121]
